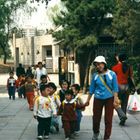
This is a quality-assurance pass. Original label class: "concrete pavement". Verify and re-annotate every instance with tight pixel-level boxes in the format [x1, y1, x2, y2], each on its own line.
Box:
[0, 92, 140, 140]
[0, 74, 140, 140]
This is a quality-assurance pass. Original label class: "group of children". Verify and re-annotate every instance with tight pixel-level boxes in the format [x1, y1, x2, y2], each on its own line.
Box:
[33, 80, 88, 140]
[7, 72, 87, 140]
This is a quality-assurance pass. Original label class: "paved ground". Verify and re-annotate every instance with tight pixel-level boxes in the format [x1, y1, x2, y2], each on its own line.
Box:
[1, 74, 140, 140]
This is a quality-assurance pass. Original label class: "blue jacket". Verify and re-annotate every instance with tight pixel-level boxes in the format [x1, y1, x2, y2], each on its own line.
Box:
[89, 70, 119, 99]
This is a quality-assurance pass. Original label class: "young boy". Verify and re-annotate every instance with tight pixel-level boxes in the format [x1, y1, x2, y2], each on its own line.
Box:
[71, 84, 84, 134]
[58, 80, 70, 103]
[58, 90, 87, 140]
[34, 84, 57, 140]
[47, 82, 61, 133]
[7, 71, 17, 100]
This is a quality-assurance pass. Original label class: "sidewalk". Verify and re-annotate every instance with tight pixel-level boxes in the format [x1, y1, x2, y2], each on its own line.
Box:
[0, 91, 140, 140]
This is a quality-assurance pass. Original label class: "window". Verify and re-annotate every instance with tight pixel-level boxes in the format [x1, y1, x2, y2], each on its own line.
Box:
[46, 50, 52, 57]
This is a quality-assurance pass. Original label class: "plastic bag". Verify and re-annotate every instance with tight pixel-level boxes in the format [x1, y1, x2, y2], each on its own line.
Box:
[127, 91, 140, 112]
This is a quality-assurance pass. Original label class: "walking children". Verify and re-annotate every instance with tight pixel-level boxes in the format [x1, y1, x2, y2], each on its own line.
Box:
[47, 82, 61, 133]
[21, 74, 37, 111]
[34, 84, 57, 140]
[58, 90, 87, 140]
[71, 84, 84, 134]
[7, 71, 17, 100]
[58, 80, 70, 103]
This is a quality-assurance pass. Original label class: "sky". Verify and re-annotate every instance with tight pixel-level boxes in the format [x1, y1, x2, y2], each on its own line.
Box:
[16, 0, 61, 29]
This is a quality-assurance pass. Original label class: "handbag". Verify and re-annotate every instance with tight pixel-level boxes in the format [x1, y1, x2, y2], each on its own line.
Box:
[127, 91, 140, 112]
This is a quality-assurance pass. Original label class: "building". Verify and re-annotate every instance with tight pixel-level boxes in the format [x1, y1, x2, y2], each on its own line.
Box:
[13, 34, 59, 73]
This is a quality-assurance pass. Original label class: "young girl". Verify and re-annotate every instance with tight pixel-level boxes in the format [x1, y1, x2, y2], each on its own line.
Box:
[71, 84, 84, 134]
[58, 80, 70, 103]
[58, 90, 87, 140]
[21, 74, 37, 111]
[7, 71, 17, 100]
[34, 84, 57, 140]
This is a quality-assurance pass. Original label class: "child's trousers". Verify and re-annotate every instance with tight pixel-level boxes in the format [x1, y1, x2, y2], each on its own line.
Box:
[37, 116, 52, 136]
[8, 87, 16, 100]
[63, 120, 76, 138]
[75, 110, 82, 131]
[26, 92, 34, 110]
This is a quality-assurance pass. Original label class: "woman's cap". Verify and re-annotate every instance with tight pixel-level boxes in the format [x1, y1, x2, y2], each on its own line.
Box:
[93, 56, 107, 64]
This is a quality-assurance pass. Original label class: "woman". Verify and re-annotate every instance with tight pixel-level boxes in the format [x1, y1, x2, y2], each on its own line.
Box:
[85, 56, 119, 140]
[112, 54, 135, 125]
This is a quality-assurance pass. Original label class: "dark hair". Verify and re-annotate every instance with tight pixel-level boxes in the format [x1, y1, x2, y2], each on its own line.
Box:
[40, 84, 49, 93]
[19, 63, 22, 67]
[38, 62, 42, 65]
[26, 74, 34, 79]
[9, 71, 14, 74]
[104, 64, 108, 71]
[119, 54, 129, 73]
[65, 90, 73, 96]
[60, 80, 70, 88]
[72, 84, 80, 91]
[40, 75, 47, 80]
[47, 82, 57, 91]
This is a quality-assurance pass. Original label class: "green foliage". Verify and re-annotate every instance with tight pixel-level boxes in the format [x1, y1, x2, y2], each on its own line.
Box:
[106, 0, 140, 46]
[0, 0, 28, 63]
[53, 0, 115, 52]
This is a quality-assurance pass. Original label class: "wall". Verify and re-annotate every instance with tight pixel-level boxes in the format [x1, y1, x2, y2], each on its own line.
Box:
[14, 34, 59, 73]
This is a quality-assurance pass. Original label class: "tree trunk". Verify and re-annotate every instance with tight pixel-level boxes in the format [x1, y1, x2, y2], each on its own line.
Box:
[83, 51, 93, 94]
[1, 44, 7, 64]
[3, 51, 7, 64]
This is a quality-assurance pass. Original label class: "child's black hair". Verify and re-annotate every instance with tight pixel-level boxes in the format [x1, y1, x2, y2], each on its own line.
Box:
[47, 82, 57, 91]
[65, 89, 74, 96]
[72, 84, 80, 92]
[26, 74, 34, 79]
[60, 80, 70, 88]
[40, 84, 49, 93]
[40, 75, 47, 80]
[9, 71, 14, 74]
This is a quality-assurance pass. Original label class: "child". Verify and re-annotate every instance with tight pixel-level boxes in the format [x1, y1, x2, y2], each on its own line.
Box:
[7, 71, 16, 100]
[17, 74, 26, 98]
[39, 75, 48, 88]
[58, 90, 86, 140]
[47, 82, 61, 133]
[34, 84, 57, 140]
[21, 74, 37, 111]
[71, 84, 84, 134]
[58, 80, 70, 103]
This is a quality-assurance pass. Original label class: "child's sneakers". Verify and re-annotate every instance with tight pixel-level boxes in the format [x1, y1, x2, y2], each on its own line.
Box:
[37, 135, 43, 140]
[44, 135, 49, 139]
[65, 138, 70, 140]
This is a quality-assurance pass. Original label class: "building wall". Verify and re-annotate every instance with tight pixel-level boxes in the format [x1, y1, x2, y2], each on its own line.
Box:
[14, 34, 59, 73]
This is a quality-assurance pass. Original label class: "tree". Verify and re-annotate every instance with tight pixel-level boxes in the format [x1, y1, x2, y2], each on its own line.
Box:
[0, 0, 28, 64]
[106, 0, 140, 54]
[51, 0, 116, 91]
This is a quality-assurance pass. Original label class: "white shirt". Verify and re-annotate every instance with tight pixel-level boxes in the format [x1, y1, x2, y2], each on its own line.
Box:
[35, 67, 47, 86]
[49, 94, 61, 110]
[33, 95, 56, 118]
